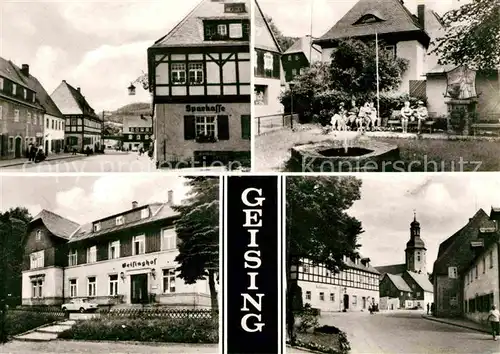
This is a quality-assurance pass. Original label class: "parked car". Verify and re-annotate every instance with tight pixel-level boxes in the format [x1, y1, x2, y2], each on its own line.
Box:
[61, 299, 98, 313]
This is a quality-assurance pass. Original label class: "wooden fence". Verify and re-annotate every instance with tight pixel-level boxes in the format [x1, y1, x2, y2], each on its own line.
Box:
[256, 113, 299, 135]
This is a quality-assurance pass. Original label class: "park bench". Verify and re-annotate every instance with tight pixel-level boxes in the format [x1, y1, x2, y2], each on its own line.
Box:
[386, 110, 435, 133]
[471, 122, 500, 136]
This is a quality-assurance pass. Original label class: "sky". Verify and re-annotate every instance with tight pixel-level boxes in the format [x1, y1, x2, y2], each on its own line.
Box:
[347, 174, 500, 274]
[258, 0, 467, 38]
[0, 175, 193, 224]
[0, 0, 201, 112]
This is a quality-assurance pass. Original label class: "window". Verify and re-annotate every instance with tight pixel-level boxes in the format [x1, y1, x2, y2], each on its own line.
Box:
[128, 134, 133, 140]
[217, 24, 227, 36]
[31, 279, 43, 298]
[69, 279, 77, 298]
[475, 265, 478, 278]
[188, 63, 204, 84]
[68, 250, 77, 266]
[254, 50, 258, 69]
[27, 112, 31, 124]
[384, 45, 396, 60]
[139, 208, 149, 219]
[171, 63, 186, 84]
[195, 116, 216, 137]
[330, 293, 335, 302]
[0, 77, 3, 90]
[448, 266, 458, 279]
[352, 295, 357, 305]
[30, 250, 44, 269]
[291, 68, 297, 77]
[23, 88, 27, 99]
[254, 85, 267, 105]
[162, 269, 176, 293]
[32, 93, 36, 103]
[109, 241, 120, 259]
[417, 291, 421, 297]
[12, 83, 16, 95]
[303, 264, 309, 273]
[14, 109, 19, 122]
[161, 228, 177, 250]
[0, 105, 2, 120]
[87, 277, 96, 297]
[33, 114, 37, 125]
[115, 216, 124, 225]
[224, 3, 246, 13]
[482, 257, 486, 273]
[93, 223, 101, 232]
[305, 291, 311, 300]
[36, 230, 42, 241]
[132, 235, 146, 255]
[241, 115, 250, 140]
[229, 23, 243, 38]
[109, 274, 118, 296]
[489, 251, 493, 268]
[319, 292, 324, 301]
[87, 246, 97, 263]
[51, 119, 54, 129]
[263, 52, 273, 70]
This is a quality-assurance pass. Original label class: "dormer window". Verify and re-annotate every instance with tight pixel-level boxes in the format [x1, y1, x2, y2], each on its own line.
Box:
[354, 13, 385, 25]
[93, 222, 101, 232]
[217, 24, 227, 36]
[224, 3, 246, 13]
[263, 52, 273, 71]
[36, 230, 42, 241]
[32, 93, 36, 103]
[0, 77, 3, 90]
[12, 83, 17, 96]
[141, 208, 150, 219]
[23, 88, 27, 100]
[115, 216, 124, 225]
[229, 23, 243, 39]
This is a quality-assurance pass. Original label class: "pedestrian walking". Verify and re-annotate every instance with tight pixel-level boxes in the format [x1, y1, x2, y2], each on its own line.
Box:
[487, 305, 500, 340]
[427, 303, 430, 315]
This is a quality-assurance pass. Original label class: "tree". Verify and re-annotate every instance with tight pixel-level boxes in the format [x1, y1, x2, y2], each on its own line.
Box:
[431, 0, 500, 69]
[286, 176, 363, 343]
[329, 39, 408, 98]
[172, 177, 219, 312]
[265, 15, 299, 51]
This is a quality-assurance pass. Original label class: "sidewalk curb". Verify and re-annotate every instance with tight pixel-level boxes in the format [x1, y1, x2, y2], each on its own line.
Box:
[287, 344, 324, 353]
[0, 154, 86, 168]
[422, 315, 490, 334]
[57, 338, 219, 347]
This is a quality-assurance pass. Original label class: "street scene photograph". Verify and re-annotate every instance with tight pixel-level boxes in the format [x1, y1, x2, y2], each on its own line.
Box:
[254, 0, 500, 172]
[286, 175, 500, 354]
[0, 0, 250, 172]
[0, 175, 219, 353]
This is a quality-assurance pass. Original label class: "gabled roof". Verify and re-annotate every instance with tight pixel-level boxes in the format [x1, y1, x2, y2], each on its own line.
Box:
[30, 210, 80, 240]
[405, 271, 433, 292]
[284, 36, 322, 63]
[51, 80, 99, 119]
[375, 263, 406, 276]
[433, 209, 494, 275]
[344, 256, 380, 275]
[69, 202, 179, 243]
[316, 0, 428, 44]
[0, 57, 30, 89]
[151, 0, 250, 48]
[385, 273, 411, 292]
[254, 0, 281, 53]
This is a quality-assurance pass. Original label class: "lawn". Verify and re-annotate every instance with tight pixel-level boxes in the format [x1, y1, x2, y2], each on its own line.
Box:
[255, 125, 500, 172]
[3, 310, 62, 337]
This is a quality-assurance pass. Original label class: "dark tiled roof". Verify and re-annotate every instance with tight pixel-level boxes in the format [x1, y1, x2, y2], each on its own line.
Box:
[63, 81, 99, 119]
[344, 256, 380, 275]
[433, 209, 494, 275]
[152, 0, 250, 48]
[375, 263, 406, 275]
[385, 273, 411, 292]
[406, 271, 433, 292]
[284, 36, 322, 63]
[316, 0, 427, 42]
[0, 57, 29, 88]
[30, 210, 80, 240]
[69, 203, 179, 243]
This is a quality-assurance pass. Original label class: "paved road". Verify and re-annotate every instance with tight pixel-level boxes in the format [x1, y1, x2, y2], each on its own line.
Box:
[0, 340, 219, 353]
[309, 310, 500, 354]
[1, 151, 156, 173]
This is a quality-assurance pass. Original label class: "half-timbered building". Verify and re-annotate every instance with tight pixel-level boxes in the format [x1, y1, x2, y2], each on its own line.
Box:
[22, 193, 213, 308]
[148, 0, 251, 168]
[51, 80, 103, 153]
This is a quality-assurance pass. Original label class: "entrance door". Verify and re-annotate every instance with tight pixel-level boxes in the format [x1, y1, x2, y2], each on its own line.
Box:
[130, 274, 148, 304]
[362, 297, 366, 309]
[14, 137, 22, 158]
[45, 140, 49, 153]
[343, 294, 349, 311]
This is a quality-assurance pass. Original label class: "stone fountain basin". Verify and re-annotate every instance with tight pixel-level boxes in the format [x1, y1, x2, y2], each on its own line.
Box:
[291, 138, 400, 172]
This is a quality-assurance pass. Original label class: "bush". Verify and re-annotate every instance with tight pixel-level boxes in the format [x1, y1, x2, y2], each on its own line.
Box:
[296, 304, 320, 333]
[58, 317, 218, 343]
[5, 311, 61, 336]
[377, 92, 427, 119]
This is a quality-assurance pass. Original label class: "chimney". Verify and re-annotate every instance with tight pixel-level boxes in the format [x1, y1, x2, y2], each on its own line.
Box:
[62, 80, 66, 82]
[132, 201, 138, 209]
[167, 190, 174, 206]
[417, 5, 425, 29]
[21, 64, 29, 76]
[77, 87, 81, 92]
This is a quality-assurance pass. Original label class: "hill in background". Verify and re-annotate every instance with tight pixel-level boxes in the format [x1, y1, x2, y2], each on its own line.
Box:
[100, 102, 151, 124]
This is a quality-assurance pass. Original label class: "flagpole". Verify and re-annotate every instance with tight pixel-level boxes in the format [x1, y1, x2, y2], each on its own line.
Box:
[375, 31, 380, 123]
[309, 0, 313, 61]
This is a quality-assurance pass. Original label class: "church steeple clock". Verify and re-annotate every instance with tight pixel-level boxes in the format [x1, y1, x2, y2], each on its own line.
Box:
[405, 211, 427, 274]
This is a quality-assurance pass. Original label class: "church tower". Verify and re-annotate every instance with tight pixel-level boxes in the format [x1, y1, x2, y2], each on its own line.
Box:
[405, 212, 427, 274]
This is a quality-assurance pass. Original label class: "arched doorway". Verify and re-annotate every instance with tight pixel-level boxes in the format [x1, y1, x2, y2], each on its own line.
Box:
[14, 137, 22, 158]
[343, 294, 349, 311]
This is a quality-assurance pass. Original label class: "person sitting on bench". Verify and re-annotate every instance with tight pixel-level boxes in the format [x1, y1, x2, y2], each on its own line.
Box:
[415, 101, 428, 134]
[400, 101, 413, 134]
[369, 102, 379, 131]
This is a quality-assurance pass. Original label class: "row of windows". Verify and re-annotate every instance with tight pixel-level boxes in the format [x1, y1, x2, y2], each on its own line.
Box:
[305, 290, 336, 302]
[128, 127, 152, 133]
[127, 134, 151, 141]
[0, 77, 36, 103]
[0, 105, 42, 124]
[30, 228, 177, 270]
[465, 250, 494, 285]
[464, 293, 494, 313]
[204, 21, 250, 41]
[46, 117, 64, 130]
[93, 209, 149, 232]
[66, 118, 102, 129]
[183, 115, 251, 141]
